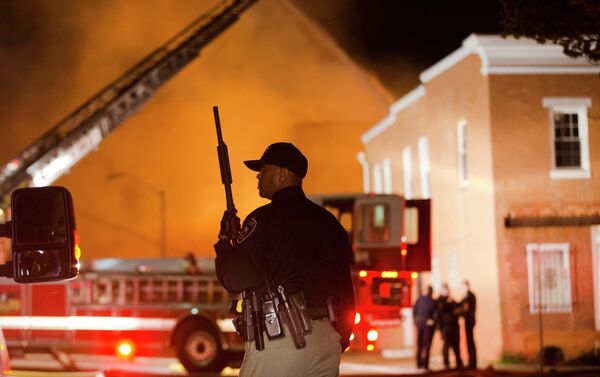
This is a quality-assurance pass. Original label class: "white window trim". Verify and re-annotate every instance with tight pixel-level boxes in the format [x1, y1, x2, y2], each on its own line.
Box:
[357, 152, 370, 194]
[543, 97, 592, 180]
[402, 147, 413, 199]
[418, 137, 431, 199]
[526, 243, 572, 314]
[457, 120, 468, 187]
[382, 158, 393, 194]
[373, 162, 383, 194]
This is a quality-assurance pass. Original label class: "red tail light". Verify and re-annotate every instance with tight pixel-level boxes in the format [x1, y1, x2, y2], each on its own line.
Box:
[116, 339, 135, 359]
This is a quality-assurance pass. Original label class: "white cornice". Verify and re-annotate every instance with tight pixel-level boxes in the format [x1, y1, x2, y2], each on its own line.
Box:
[419, 44, 473, 83]
[390, 85, 426, 114]
[420, 34, 600, 83]
[542, 97, 592, 108]
[361, 85, 425, 143]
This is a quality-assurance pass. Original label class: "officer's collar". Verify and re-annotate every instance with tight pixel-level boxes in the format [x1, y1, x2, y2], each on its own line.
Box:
[271, 186, 305, 203]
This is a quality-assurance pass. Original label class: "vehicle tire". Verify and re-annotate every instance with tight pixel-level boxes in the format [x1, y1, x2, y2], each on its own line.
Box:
[176, 322, 225, 373]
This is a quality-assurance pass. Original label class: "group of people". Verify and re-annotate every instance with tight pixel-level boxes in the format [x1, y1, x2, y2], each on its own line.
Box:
[413, 281, 477, 370]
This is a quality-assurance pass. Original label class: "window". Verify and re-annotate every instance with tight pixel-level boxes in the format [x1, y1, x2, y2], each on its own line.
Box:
[543, 97, 591, 179]
[373, 163, 383, 194]
[404, 207, 419, 244]
[448, 251, 459, 289]
[358, 203, 390, 242]
[430, 257, 442, 293]
[457, 120, 468, 187]
[357, 152, 370, 193]
[382, 158, 393, 194]
[371, 277, 406, 306]
[402, 147, 413, 199]
[418, 137, 431, 198]
[526, 243, 572, 313]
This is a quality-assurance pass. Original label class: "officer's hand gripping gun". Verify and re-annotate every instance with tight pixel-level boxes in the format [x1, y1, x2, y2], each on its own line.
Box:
[213, 106, 240, 242]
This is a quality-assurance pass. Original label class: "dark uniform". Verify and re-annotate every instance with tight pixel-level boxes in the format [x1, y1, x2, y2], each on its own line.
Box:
[461, 289, 477, 369]
[436, 295, 463, 369]
[214, 143, 355, 377]
[412, 289, 435, 369]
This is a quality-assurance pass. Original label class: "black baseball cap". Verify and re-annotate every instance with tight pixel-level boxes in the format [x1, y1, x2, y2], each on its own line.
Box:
[244, 142, 308, 178]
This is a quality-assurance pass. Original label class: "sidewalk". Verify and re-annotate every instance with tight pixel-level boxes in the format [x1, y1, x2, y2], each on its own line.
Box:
[340, 351, 600, 376]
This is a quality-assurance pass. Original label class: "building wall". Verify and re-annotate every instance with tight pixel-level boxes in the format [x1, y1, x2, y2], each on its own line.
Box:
[501, 226, 596, 358]
[489, 74, 600, 358]
[363, 54, 503, 361]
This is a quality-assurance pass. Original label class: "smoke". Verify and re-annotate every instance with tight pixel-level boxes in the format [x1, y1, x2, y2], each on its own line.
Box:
[292, 0, 501, 97]
[0, 0, 390, 260]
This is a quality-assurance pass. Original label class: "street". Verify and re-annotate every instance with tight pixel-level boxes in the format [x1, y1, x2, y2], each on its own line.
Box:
[8, 352, 600, 377]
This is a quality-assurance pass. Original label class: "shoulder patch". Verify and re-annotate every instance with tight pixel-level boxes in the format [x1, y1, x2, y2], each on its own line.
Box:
[237, 217, 257, 244]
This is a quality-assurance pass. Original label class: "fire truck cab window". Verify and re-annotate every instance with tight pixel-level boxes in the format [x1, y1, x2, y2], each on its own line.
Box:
[371, 277, 404, 305]
[359, 203, 390, 242]
[404, 207, 419, 244]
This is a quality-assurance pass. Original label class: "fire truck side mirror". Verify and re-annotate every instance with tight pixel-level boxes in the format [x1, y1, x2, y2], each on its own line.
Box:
[10, 186, 79, 283]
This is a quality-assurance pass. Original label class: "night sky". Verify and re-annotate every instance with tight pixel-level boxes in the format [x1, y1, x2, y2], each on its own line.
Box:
[294, 0, 502, 96]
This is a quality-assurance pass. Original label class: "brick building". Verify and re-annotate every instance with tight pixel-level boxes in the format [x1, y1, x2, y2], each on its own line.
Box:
[360, 35, 600, 361]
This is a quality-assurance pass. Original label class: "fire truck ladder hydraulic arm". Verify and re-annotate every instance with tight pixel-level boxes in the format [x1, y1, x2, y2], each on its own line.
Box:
[0, 0, 258, 208]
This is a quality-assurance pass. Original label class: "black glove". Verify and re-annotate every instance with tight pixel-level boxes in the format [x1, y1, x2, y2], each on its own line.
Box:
[219, 210, 241, 241]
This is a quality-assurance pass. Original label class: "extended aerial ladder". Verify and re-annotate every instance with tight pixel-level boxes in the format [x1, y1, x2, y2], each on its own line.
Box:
[0, 0, 258, 215]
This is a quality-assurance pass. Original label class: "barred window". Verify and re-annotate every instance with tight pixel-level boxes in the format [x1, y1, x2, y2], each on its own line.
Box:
[526, 243, 572, 313]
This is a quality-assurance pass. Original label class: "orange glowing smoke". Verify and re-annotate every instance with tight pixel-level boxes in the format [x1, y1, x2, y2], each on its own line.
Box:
[0, 0, 390, 260]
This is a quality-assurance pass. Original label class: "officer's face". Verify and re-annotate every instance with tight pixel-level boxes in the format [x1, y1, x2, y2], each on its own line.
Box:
[257, 164, 283, 199]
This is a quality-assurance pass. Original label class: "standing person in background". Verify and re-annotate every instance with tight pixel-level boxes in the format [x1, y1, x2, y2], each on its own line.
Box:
[413, 286, 436, 370]
[460, 280, 477, 369]
[436, 283, 463, 369]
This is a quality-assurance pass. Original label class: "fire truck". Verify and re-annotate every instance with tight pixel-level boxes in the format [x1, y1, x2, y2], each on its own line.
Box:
[312, 194, 431, 355]
[0, 193, 430, 374]
[0, 257, 242, 373]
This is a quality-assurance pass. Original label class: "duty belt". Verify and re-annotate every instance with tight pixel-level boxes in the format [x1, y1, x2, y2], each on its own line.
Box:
[234, 287, 330, 350]
[305, 306, 329, 320]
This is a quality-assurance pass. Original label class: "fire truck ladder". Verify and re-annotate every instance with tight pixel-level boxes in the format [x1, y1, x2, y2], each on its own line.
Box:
[0, 0, 258, 210]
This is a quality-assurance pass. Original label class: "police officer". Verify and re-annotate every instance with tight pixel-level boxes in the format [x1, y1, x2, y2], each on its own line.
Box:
[460, 280, 477, 369]
[413, 286, 435, 369]
[214, 142, 356, 377]
[436, 283, 463, 369]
